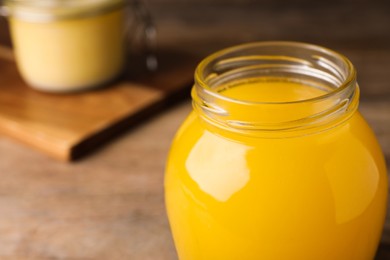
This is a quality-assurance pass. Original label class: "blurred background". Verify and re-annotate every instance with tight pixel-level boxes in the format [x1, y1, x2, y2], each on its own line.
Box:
[152, 0, 390, 95]
[0, 0, 389, 259]
[1, 0, 389, 103]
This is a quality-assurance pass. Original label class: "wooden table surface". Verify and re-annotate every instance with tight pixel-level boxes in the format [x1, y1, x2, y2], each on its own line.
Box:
[0, 0, 390, 259]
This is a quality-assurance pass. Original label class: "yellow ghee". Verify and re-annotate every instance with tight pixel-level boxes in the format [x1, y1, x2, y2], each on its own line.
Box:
[6, 1, 126, 92]
[165, 55, 387, 259]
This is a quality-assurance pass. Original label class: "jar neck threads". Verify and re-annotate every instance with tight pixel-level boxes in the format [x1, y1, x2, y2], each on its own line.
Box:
[192, 41, 359, 138]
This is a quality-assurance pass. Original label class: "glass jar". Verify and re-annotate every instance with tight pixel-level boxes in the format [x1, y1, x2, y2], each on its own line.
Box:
[1, 0, 148, 92]
[165, 42, 388, 259]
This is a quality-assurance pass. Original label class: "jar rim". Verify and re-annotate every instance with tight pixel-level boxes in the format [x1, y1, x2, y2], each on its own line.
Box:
[192, 41, 360, 137]
[1, 0, 126, 21]
[195, 41, 356, 105]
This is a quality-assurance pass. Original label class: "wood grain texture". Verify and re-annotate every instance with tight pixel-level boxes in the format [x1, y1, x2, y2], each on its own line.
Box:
[0, 0, 390, 259]
[0, 48, 195, 161]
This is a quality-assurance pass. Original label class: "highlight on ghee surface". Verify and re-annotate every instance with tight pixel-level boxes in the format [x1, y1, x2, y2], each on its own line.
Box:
[3, 0, 127, 92]
[165, 42, 388, 260]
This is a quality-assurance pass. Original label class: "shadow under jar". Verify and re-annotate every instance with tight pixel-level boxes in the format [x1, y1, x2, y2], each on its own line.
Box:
[2, 0, 129, 92]
[165, 42, 388, 260]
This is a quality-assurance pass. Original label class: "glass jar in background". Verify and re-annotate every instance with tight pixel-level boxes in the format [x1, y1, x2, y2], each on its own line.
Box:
[0, 0, 155, 93]
[165, 42, 388, 259]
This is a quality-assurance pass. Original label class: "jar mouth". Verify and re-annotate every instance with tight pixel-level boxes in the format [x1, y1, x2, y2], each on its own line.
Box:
[192, 41, 359, 137]
[2, 0, 126, 21]
[195, 41, 356, 105]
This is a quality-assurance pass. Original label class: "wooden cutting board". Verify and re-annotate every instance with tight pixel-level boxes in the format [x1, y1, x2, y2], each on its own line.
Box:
[0, 46, 197, 161]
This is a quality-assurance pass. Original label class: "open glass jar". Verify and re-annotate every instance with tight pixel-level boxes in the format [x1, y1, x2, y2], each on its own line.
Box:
[1, 0, 154, 92]
[165, 42, 388, 259]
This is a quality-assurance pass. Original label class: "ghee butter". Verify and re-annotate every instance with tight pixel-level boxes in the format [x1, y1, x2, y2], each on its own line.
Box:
[4, 0, 126, 92]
